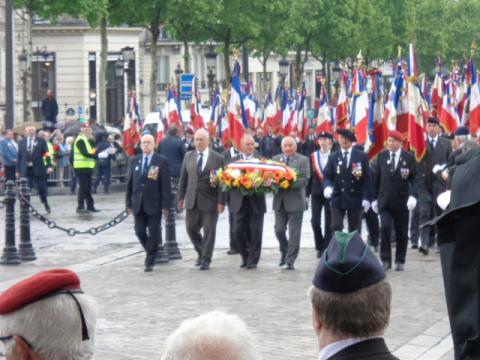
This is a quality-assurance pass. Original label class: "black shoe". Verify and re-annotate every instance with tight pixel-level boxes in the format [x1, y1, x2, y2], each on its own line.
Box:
[45, 204, 51, 214]
[200, 260, 210, 270]
[76, 208, 88, 214]
[411, 244, 418, 249]
[227, 249, 239, 255]
[382, 262, 392, 271]
[195, 257, 201, 267]
[316, 251, 322, 259]
[144, 265, 153, 272]
[395, 263, 405, 271]
[286, 263, 295, 270]
[246, 264, 257, 269]
[240, 261, 247, 268]
[87, 208, 101, 213]
[279, 254, 286, 267]
[419, 247, 429, 256]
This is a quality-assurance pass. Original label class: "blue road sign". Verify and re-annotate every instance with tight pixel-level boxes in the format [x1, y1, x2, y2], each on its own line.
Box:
[180, 73, 194, 100]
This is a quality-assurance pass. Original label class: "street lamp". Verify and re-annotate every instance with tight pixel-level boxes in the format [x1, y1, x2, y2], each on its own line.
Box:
[114, 60, 124, 78]
[174, 63, 184, 102]
[205, 45, 217, 101]
[332, 61, 342, 95]
[18, 49, 28, 121]
[121, 46, 135, 62]
[279, 57, 289, 86]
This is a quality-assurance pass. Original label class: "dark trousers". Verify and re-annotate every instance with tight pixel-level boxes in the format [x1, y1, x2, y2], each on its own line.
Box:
[75, 171, 94, 210]
[26, 167, 48, 205]
[380, 208, 409, 265]
[310, 194, 332, 253]
[94, 160, 111, 191]
[228, 209, 238, 252]
[364, 208, 380, 247]
[409, 204, 420, 246]
[274, 209, 303, 265]
[331, 207, 363, 234]
[133, 206, 162, 267]
[4, 165, 16, 181]
[70, 168, 77, 193]
[186, 209, 218, 262]
[438, 203, 480, 359]
[419, 198, 440, 249]
[234, 200, 264, 266]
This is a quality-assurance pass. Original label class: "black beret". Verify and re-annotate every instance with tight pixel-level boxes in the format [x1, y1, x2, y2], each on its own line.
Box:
[427, 117, 440, 125]
[454, 126, 470, 136]
[317, 131, 333, 140]
[313, 231, 385, 293]
[336, 128, 356, 142]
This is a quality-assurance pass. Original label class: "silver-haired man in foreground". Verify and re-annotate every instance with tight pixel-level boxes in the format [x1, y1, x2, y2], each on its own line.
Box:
[0, 269, 98, 360]
[161, 310, 261, 360]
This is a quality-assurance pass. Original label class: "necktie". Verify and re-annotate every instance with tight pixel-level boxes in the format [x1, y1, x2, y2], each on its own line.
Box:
[390, 152, 396, 172]
[430, 139, 435, 150]
[197, 153, 203, 174]
[343, 151, 349, 167]
[286, 157, 290, 166]
[142, 157, 149, 176]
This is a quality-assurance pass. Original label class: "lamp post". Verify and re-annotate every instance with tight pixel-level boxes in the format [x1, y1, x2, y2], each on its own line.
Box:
[174, 63, 184, 102]
[205, 45, 217, 103]
[114, 59, 124, 124]
[278, 57, 289, 88]
[332, 61, 342, 96]
[18, 49, 28, 122]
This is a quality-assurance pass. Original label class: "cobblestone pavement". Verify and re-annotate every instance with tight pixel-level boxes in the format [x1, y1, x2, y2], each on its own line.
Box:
[0, 192, 453, 359]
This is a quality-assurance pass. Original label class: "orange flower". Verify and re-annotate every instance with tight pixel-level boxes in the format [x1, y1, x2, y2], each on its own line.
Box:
[279, 180, 290, 189]
[284, 171, 293, 181]
[240, 176, 252, 189]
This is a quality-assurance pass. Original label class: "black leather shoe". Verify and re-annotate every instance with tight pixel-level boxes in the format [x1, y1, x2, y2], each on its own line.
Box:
[87, 208, 101, 213]
[227, 249, 239, 255]
[200, 260, 210, 270]
[144, 265, 153, 272]
[382, 262, 392, 271]
[45, 204, 51, 214]
[246, 264, 257, 269]
[195, 257, 201, 266]
[316, 251, 322, 259]
[76, 208, 88, 214]
[419, 247, 429, 256]
[411, 244, 418, 249]
[279, 260, 286, 267]
[286, 263, 295, 270]
[240, 261, 247, 268]
[395, 263, 405, 271]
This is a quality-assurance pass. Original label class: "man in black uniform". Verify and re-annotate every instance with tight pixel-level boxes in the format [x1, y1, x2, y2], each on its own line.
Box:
[417, 117, 452, 255]
[372, 131, 418, 272]
[323, 129, 372, 233]
[126, 134, 171, 272]
[308, 131, 333, 258]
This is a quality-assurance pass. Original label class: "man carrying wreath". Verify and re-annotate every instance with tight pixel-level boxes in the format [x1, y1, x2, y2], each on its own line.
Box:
[272, 136, 310, 270]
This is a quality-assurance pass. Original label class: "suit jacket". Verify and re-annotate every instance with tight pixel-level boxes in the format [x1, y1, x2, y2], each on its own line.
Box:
[178, 149, 225, 212]
[272, 152, 310, 212]
[126, 153, 171, 216]
[323, 147, 372, 210]
[417, 136, 452, 201]
[373, 149, 418, 211]
[157, 134, 186, 178]
[0, 139, 17, 166]
[327, 338, 398, 360]
[17, 137, 50, 177]
[228, 153, 266, 214]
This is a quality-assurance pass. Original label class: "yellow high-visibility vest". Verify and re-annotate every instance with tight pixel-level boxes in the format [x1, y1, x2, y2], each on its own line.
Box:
[73, 133, 96, 169]
[44, 142, 56, 167]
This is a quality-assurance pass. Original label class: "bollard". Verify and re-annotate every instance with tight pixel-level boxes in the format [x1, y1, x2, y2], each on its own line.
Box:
[18, 178, 37, 261]
[156, 243, 169, 264]
[0, 180, 20, 264]
[164, 177, 182, 260]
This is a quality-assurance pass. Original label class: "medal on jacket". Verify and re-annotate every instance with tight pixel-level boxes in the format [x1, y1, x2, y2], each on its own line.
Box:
[147, 165, 159, 180]
[352, 162, 363, 179]
[400, 168, 410, 179]
[337, 160, 342, 174]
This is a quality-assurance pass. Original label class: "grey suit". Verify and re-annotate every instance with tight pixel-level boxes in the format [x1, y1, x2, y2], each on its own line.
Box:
[272, 152, 310, 266]
[178, 149, 225, 263]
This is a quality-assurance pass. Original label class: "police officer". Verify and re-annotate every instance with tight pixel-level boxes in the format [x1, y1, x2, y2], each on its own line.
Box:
[73, 124, 99, 213]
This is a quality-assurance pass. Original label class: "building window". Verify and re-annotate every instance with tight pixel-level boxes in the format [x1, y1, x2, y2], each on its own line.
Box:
[32, 53, 56, 122]
[157, 55, 170, 91]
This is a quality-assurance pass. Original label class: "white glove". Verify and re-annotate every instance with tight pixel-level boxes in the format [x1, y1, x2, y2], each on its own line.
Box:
[323, 187, 333, 199]
[406, 196, 417, 211]
[362, 200, 370, 213]
[371, 200, 378, 214]
[432, 164, 446, 174]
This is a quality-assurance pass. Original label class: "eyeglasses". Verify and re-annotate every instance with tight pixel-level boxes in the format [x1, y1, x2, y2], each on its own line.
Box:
[0, 335, 33, 356]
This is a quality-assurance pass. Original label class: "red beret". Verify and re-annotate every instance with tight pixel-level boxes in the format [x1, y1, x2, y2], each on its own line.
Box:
[388, 131, 404, 142]
[0, 269, 80, 314]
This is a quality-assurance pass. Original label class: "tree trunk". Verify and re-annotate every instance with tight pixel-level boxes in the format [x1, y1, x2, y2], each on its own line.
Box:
[262, 54, 268, 100]
[223, 29, 231, 86]
[98, 16, 108, 125]
[183, 38, 190, 73]
[149, 25, 160, 112]
[24, 1, 33, 122]
[294, 44, 302, 89]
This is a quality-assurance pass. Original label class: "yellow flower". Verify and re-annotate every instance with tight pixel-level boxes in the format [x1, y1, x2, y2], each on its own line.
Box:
[233, 179, 240, 188]
[280, 180, 289, 189]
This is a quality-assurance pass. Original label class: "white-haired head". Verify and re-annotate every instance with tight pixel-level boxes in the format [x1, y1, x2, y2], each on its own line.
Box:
[161, 311, 261, 360]
[0, 294, 98, 360]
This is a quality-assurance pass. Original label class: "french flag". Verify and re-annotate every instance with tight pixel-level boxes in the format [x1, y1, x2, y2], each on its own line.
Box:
[350, 66, 369, 144]
[440, 78, 460, 133]
[296, 82, 308, 141]
[243, 81, 257, 129]
[122, 94, 141, 157]
[227, 61, 248, 147]
[468, 59, 480, 134]
[316, 84, 332, 134]
[384, 60, 405, 132]
[208, 90, 221, 139]
[367, 70, 386, 159]
[190, 77, 204, 130]
[166, 88, 183, 136]
[335, 71, 349, 131]
[430, 57, 443, 118]
[262, 91, 276, 132]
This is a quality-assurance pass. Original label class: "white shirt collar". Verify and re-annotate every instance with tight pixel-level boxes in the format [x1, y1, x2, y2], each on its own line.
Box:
[428, 135, 439, 143]
[198, 147, 209, 158]
[318, 337, 380, 360]
[390, 148, 401, 158]
[341, 146, 353, 155]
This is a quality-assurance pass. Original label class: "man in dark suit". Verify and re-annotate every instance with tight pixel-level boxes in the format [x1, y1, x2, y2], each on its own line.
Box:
[310, 232, 398, 360]
[323, 129, 372, 234]
[371, 131, 418, 272]
[221, 145, 241, 255]
[17, 126, 53, 213]
[259, 125, 281, 159]
[229, 134, 266, 269]
[272, 136, 310, 270]
[308, 131, 333, 258]
[178, 128, 225, 270]
[126, 134, 171, 272]
[442, 125, 469, 186]
[417, 117, 452, 255]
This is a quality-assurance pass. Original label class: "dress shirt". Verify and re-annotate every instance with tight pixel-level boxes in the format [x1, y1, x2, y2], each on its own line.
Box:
[341, 147, 352, 167]
[318, 337, 381, 360]
[242, 153, 255, 161]
[197, 148, 209, 172]
[389, 148, 401, 169]
[320, 151, 330, 170]
[427, 135, 439, 149]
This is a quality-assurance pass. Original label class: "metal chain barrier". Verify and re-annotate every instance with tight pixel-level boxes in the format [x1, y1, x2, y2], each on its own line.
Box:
[16, 193, 129, 237]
